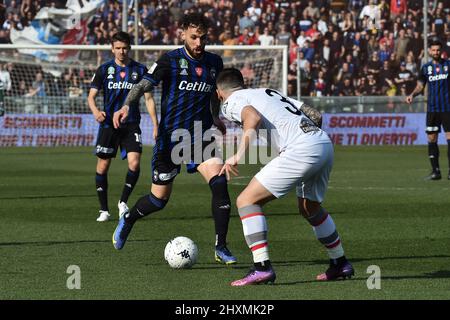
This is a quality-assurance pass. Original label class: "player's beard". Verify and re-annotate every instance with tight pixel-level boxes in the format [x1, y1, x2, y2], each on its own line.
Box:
[185, 43, 204, 59]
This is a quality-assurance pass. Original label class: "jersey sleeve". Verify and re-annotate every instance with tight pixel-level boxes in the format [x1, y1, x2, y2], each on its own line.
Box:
[418, 65, 427, 84]
[143, 54, 171, 86]
[90, 66, 104, 90]
[221, 93, 249, 124]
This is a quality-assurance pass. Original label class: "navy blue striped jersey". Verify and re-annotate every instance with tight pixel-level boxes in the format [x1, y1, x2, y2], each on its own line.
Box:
[419, 59, 450, 112]
[90, 59, 148, 126]
[143, 47, 223, 150]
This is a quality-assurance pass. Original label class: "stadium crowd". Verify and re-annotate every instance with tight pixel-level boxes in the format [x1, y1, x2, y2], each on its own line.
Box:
[0, 0, 449, 102]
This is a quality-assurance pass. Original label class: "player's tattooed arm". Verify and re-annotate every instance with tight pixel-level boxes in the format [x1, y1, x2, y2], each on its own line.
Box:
[123, 78, 154, 107]
[300, 103, 322, 128]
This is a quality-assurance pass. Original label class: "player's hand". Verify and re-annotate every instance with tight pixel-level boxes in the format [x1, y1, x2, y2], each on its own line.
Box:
[213, 117, 227, 135]
[219, 156, 239, 181]
[113, 106, 129, 129]
[94, 110, 106, 123]
[405, 95, 413, 104]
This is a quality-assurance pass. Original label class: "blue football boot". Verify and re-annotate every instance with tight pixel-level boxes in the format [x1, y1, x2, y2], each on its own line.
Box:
[215, 245, 237, 265]
[112, 216, 135, 250]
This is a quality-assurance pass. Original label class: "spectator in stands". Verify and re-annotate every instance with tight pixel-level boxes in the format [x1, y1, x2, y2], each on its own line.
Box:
[388, 52, 400, 72]
[304, 1, 320, 20]
[24, 85, 38, 113]
[335, 62, 353, 84]
[378, 60, 395, 94]
[367, 51, 381, 77]
[359, 0, 381, 29]
[32, 72, 46, 98]
[310, 70, 328, 96]
[299, 9, 313, 32]
[390, 0, 407, 20]
[305, 22, 321, 44]
[288, 37, 299, 65]
[355, 76, 369, 96]
[237, 27, 257, 45]
[301, 39, 315, 63]
[258, 26, 274, 46]
[407, 30, 424, 64]
[247, 0, 261, 23]
[240, 61, 255, 87]
[394, 29, 410, 62]
[336, 76, 355, 96]
[378, 41, 391, 63]
[297, 50, 309, 72]
[405, 53, 418, 75]
[275, 23, 291, 46]
[394, 61, 415, 93]
[366, 34, 379, 58]
[340, 11, 356, 36]
[319, 37, 331, 65]
[0, 63, 11, 94]
[16, 79, 27, 96]
[366, 73, 381, 95]
[238, 10, 255, 33]
[329, 31, 345, 66]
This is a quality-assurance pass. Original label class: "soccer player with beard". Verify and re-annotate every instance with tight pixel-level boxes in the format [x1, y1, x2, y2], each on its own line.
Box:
[406, 38, 450, 180]
[111, 13, 237, 265]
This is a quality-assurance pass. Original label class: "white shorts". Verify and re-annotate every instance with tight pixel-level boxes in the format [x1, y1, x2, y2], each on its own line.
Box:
[255, 142, 333, 202]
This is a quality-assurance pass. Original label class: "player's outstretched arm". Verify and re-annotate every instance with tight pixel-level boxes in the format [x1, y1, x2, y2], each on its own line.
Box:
[220, 105, 261, 180]
[123, 78, 153, 108]
[406, 81, 424, 104]
[144, 91, 159, 140]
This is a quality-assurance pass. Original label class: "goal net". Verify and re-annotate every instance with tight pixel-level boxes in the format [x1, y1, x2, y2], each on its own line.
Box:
[0, 44, 288, 147]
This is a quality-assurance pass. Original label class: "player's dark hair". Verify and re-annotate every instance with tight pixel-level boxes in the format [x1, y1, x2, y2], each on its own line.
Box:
[111, 31, 131, 46]
[216, 68, 245, 91]
[181, 12, 209, 32]
[428, 37, 442, 48]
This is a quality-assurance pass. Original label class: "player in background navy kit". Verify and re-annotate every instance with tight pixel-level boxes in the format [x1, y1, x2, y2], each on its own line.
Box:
[406, 38, 450, 180]
[111, 13, 237, 265]
[88, 32, 158, 222]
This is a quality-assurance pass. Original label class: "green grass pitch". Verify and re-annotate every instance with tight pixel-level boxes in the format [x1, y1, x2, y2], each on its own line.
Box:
[0, 146, 449, 300]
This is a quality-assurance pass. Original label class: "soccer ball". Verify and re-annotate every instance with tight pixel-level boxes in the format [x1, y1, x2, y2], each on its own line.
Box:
[164, 236, 198, 269]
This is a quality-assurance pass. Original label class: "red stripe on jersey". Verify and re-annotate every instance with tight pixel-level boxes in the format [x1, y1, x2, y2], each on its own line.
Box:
[240, 212, 264, 220]
[250, 242, 268, 251]
[325, 239, 341, 249]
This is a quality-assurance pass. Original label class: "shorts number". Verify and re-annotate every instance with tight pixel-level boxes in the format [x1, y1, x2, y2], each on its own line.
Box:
[134, 133, 142, 143]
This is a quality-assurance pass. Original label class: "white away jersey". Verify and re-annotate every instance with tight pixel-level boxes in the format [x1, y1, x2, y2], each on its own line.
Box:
[221, 88, 330, 151]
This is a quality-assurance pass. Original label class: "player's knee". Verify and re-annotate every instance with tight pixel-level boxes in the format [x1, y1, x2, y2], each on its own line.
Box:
[128, 161, 140, 172]
[298, 198, 321, 218]
[236, 193, 252, 209]
[96, 159, 110, 174]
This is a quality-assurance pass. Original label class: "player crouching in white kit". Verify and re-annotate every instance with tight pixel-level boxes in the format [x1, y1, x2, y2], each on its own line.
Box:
[216, 68, 354, 286]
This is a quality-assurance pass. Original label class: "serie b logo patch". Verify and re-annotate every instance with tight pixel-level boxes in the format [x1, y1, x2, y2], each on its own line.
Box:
[195, 67, 203, 77]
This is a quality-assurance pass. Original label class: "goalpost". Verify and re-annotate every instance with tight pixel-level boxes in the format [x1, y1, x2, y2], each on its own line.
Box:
[0, 44, 288, 147]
